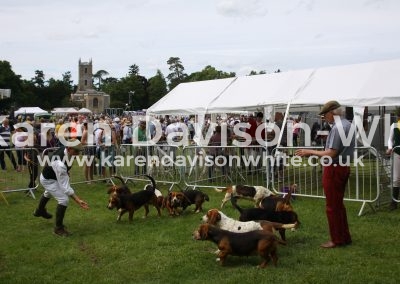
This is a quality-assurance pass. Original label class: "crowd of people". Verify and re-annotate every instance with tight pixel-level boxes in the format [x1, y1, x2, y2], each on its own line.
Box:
[0, 109, 339, 187]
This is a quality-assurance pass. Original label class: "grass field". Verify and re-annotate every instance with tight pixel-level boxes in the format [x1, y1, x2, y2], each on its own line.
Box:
[0, 174, 399, 284]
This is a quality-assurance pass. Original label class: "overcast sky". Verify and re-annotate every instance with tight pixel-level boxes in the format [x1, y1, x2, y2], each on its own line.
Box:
[1, 0, 400, 84]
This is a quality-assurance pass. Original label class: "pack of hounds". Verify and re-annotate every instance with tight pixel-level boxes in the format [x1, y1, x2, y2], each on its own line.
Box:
[107, 176, 300, 268]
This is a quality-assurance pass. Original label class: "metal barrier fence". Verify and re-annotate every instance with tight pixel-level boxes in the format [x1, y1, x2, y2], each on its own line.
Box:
[0, 147, 40, 204]
[181, 145, 385, 216]
[270, 146, 383, 216]
[182, 145, 267, 189]
[1, 143, 395, 215]
[118, 143, 181, 191]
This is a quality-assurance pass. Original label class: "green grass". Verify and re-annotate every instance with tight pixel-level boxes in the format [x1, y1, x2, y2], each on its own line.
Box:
[0, 177, 399, 284]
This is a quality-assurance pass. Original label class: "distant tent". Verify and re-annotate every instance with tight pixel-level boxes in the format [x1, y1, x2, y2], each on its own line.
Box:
[78, 108, 92, 114]
[51, 107, 78, 115]
[14, 107, 47, 117]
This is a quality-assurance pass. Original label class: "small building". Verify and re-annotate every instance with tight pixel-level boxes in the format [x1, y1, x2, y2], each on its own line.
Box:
[70, 59, 110, 113]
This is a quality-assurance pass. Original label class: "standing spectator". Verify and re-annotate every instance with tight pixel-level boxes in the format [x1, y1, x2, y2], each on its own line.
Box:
[113, 117, 122, 145]
[295, 101, 354, 248]
[386, 108, 400, 210]
[81, 122, 95, 184]
[122, 121, 133, 144]
[69, 117, 78, 140]
[208, 125, 227, 181]
[0, 118, 18, 171]
[187, 116, 195, 140]
[13, 127, 28, 172]
[246, 112, 265, 173]
[132, 121, 147, 175]
[97, 121, 118, 179]
[292, 117, 301, 146]
[311, 121, 321, 146]
[271, 112, 287, 180]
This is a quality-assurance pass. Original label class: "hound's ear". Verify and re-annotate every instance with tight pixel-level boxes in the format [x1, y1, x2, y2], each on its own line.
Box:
[200, 224, 209, 238]
[284, 185, 295, 204]
[176, 192, 185, 199]
[208, 211, 220, 224]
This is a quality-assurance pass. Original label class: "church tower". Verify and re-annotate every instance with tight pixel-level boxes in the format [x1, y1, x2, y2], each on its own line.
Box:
[71, 58, 110, 113]
[78, 58, 93, 91]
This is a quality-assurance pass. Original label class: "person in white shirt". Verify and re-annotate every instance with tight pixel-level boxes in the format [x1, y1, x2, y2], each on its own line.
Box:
[33, 140, 89, 237]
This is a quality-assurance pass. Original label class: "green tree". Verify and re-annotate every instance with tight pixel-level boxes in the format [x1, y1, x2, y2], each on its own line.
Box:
[248, 70, 266, 75]
[31, 70, 45, 88]
[128, 64, 140, 76]
[147, 70, 168, 106]
[0, 60, 23, 111]
[187, 65, 235, 81]
[45, 78, 71, 109]
[102, 66, 149, 110]
[93, 69, 109, 90]
[166, 57, 187, 90]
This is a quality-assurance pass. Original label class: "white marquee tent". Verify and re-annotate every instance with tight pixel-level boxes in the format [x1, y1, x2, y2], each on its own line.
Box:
[78, 108, 92, 114]
[147, 59, 400, 117]
[51, 107, 78, 115]
[147, 77, 236, 115]
[14, 107, 48, 117]
[290, 58, 400, 107]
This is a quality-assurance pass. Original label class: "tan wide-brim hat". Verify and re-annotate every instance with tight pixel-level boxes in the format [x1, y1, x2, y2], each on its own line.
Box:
[319, 100, 341, 115]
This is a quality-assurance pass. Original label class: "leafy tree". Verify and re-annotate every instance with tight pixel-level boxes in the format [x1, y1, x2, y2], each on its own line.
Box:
[187, 65, 235, 81]
[128, 64, 140, 76]
[93, 69, 109, 90]
[147, 70, 168, 106]
[0, 60, 23, 110]
[45, 78, 71, 109]
[166, 57, 187, 90]
[20, 80, 38, 106]
[248, 70, 266, 75]
[62, 71, 73, 86]
[102, 77, 119, 85]
[102, 69, 148, 110]
[31, 70, 45, 88]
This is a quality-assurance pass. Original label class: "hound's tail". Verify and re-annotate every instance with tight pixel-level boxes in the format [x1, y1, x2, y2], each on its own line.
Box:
[214, 187, 226, 193]
[283, 184, 297, 203]
[144, 174, 157, 192]
[111, 175, 127, 187]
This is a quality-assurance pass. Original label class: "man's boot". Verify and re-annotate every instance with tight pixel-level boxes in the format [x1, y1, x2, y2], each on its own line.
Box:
[33, 195, 52, 219]
[53, 204, 70, 237]
[389, 187, 399, 211]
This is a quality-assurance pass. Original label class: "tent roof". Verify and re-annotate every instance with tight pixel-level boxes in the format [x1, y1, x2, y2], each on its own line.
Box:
[147, 77, 236, 115]
[148, 58, 400, 115]
[205, 69, 314, 113]
[52, 107, 78, 114]
[14, 107, 47, 116]
[78, 108, 92, 113]
[291, 58, 400, 107]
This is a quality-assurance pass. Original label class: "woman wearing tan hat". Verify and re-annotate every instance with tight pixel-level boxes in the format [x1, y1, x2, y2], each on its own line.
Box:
[295, 100, 355, 248]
